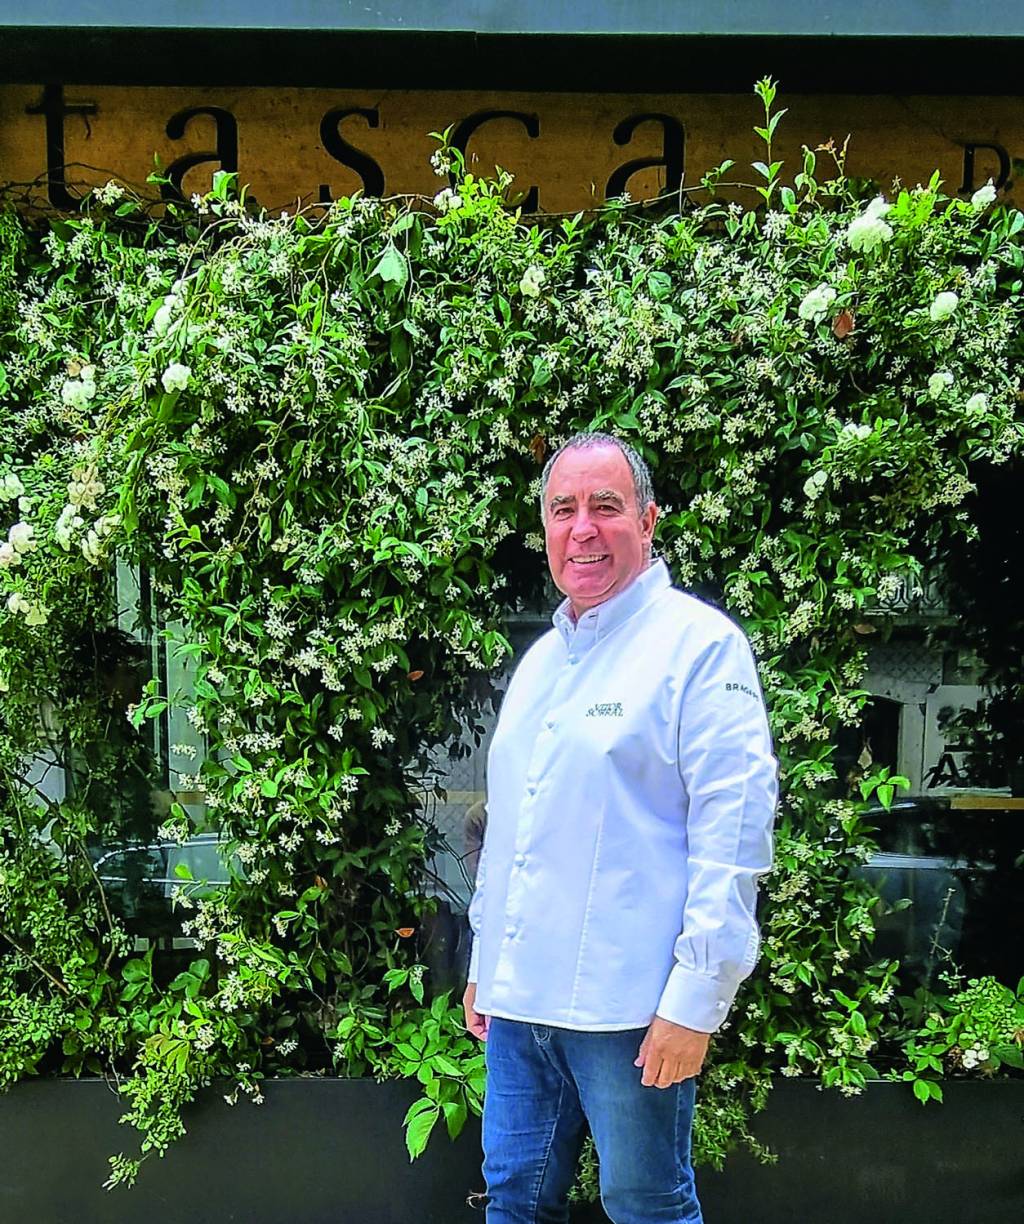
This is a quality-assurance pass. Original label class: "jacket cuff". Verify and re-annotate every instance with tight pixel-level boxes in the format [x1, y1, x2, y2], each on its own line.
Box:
[656, 965, 738, 1034]
[467, 936, 480, 985]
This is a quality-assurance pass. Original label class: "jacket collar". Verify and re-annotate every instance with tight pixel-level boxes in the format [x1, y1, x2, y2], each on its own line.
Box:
[552, 558, 670, 654]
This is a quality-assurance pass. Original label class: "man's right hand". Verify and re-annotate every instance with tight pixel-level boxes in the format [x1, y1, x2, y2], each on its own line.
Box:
[462, 982, 490, 1041]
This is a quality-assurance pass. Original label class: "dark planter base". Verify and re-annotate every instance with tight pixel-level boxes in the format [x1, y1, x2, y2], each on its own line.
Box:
[1, 1078, 1022, 1223]
[0, 1078, 485, 1224]
[577, 1079, 1024, 1224]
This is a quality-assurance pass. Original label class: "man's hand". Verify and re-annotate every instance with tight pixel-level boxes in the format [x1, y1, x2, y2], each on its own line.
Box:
[462, 981, 490, 1041]
[634, 1016, 710, 1087]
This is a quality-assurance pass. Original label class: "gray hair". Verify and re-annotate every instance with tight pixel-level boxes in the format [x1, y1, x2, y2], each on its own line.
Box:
[539, 431, 655, 519]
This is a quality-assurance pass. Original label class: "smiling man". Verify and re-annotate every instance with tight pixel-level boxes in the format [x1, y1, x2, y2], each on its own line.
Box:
[463, 432, 777, 1224]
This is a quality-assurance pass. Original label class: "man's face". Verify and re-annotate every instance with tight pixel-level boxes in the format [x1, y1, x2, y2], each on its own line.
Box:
[543, 445, 658, 617]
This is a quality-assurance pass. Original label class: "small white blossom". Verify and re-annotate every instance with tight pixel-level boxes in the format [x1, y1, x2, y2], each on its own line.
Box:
[162, 363, 191, 393]
[0, 473, 25, 501]
[432, 188, 462, 213]
[95, 180, 125, 205]
[847, 197, 893, 253]
[840, 422, 872, 441]
[67, 467, 105, 510]
[0, 541, 17, 568]
[928, 370, 954, 398]
[519, 265, 546, 298]
[798, 283, 837, 323]
[803, 469, 829, 501]
[971, 181, 997, 209]
[929, 291, 959, 323]
[80, 514, 120, 566]
[153, 294, 179, 336]
[60, 373, 97, 411]
[55, 505, 85, 550]
[965, 392, 989, 414]
[8, 522, 37, 554]
[6, 592, 48, 626]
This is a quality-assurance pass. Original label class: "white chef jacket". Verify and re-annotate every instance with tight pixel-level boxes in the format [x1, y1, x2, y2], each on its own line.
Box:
[467, 558, 777, 1034]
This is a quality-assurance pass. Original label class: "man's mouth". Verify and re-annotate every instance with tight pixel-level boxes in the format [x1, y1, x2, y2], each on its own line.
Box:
[569, 554, 609, 566]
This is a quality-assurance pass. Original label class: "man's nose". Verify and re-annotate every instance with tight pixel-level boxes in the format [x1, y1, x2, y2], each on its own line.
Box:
[570, 512, 598, 539]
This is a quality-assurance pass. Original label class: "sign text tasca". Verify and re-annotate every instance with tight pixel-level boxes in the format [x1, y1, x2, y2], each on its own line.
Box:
[1, 86, 1019, 212]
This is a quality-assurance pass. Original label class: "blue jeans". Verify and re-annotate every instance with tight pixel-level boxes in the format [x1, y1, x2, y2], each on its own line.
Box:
[481, 1017, 703, 1224]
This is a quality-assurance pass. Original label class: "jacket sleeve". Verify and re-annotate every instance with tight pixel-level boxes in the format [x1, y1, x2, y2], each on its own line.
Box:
[656, 625, 778, 1033]
[466, 831, 488, 985]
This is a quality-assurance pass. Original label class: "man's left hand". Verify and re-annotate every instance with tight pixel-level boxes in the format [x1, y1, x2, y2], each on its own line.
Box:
[634, 1016, 710, 1088]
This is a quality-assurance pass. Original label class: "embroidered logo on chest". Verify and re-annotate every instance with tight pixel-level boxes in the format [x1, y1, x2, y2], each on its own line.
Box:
[586, 702, 623, 718]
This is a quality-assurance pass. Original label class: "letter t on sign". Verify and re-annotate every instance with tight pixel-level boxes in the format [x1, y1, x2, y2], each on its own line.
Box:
[25, 84, 98, 210]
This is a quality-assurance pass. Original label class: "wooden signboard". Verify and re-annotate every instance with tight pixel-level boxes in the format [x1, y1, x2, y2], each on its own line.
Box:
[0, 86, 1020, 212]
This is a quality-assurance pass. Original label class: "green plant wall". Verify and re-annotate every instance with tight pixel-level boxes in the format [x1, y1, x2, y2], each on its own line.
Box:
[2, 84, 1023, 1188]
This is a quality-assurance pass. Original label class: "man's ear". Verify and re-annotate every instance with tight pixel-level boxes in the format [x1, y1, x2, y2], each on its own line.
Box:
[643, 502, 659, 543]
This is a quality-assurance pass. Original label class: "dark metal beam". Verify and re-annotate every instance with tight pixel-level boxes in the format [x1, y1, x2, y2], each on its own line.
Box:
[1, 3, 1022, 92]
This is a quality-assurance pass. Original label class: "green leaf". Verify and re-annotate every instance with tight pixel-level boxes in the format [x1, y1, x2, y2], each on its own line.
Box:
[373, 243, 409, 289]
[442, 1099, 468, 1139]
[405, 1106, 438, 1160]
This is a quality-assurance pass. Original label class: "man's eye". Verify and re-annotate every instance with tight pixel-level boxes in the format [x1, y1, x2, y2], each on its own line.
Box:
[553, 507, 572, 518]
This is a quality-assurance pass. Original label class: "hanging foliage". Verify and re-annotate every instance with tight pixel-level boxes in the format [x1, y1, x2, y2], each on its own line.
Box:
[1, 81, 1022, 1190]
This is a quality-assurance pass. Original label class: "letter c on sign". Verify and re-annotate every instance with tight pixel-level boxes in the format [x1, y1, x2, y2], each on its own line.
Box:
[450, 110, 540, 211]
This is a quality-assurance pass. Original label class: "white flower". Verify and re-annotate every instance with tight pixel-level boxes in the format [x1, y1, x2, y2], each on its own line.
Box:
[929, 291, 959, 322]
[161, 362, 191, 393]
[24, 601, 49, 627]
[840, 422, 872, 441]
[80, 514, 120, 566]
[95, 180, 125, 205]
[5, 592, 45, 623]
[971, 181, 997, 209]
[0, 541, 18, 568]
[55, 505, 85, 550]
[965, 392, 989, 414]
[928, 371, 954, 398]
[60, 373, 97, 411]
[67, 470, 104, 510]
[519, 265, 546, 298]
[847, 197, 893, 253]
[153, 293, 180, 336]
[798, 283, 837, 323]
[0, 473, 25, 501]
[803, 470, 829, 501]
[8, 522, 37, 554]
[432, 188, 462, 213]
